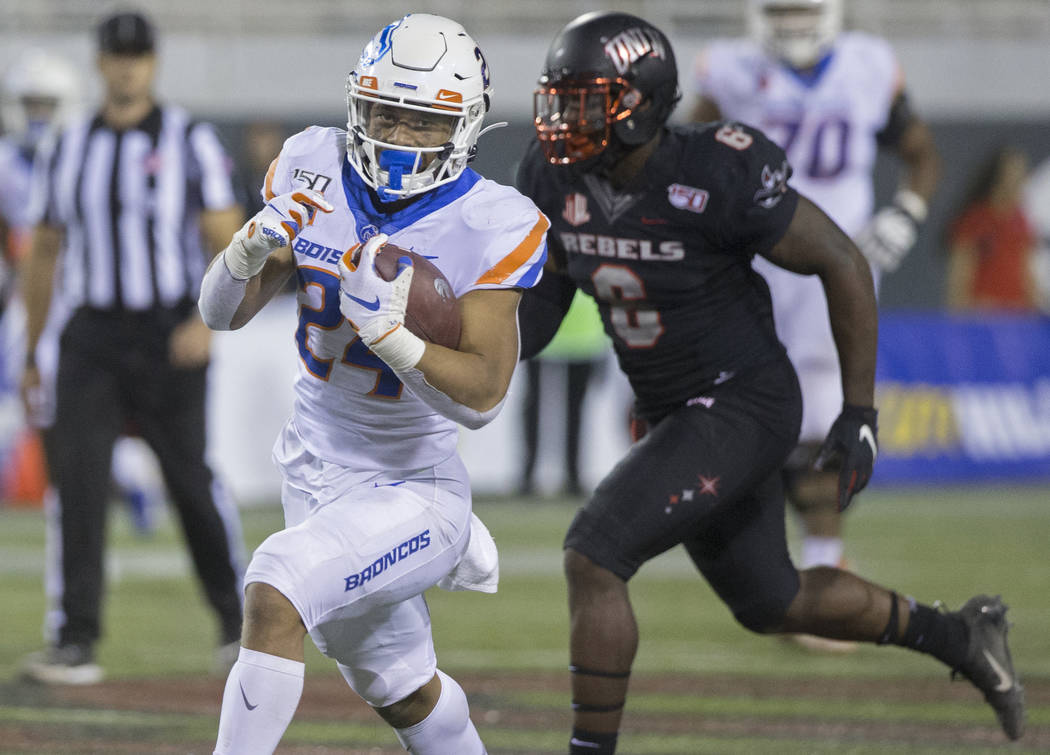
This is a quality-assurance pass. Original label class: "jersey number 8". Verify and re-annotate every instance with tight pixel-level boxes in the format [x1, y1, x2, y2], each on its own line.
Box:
[715, 124, 754, 151]
[591, 264, 664, 349]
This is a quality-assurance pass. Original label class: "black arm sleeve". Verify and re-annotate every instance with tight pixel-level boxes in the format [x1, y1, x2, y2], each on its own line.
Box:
[875, 91, 916, 148]
[517, 268, 577, 361]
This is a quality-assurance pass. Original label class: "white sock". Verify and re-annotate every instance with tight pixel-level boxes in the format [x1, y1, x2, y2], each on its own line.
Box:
[394, 669, 486, 754]
[801, 536, 844, 569]
[214, 647, 305, 755]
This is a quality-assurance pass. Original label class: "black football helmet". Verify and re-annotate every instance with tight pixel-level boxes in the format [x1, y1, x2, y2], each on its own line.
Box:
[534, 11, 680, 165]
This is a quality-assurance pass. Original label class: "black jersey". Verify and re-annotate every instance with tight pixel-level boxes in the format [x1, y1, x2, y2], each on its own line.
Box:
[517, 121, 799, 420]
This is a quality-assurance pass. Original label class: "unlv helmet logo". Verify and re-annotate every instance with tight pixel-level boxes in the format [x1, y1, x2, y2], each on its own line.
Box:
[603, 27, 667, 76]
[562, 193, 591, 227]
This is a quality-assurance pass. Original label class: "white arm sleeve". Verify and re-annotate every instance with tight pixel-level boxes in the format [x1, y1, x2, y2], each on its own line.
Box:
[198, 253, 248, 330]
[393, 366, 507, 430]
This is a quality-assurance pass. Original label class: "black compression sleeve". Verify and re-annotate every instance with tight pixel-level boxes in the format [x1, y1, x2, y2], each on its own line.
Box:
[875, 91, 916, 148]
[517, 269, 577, 361]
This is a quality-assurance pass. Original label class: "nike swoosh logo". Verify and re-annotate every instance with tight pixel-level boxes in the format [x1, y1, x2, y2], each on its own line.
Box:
[569, 739, 602, 749]
[983, 648, 1014, 692]
[437, 91, 459, 100]
[346, 293, 381, 311]
[239, 682, 258, 711]
[640, 216, 668, 225]
[373, 480, 407, 488]
[858, 424, 878, 460]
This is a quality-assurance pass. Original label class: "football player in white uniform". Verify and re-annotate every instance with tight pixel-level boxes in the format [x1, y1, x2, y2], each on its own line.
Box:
[199, 15, 548, 754]
[0, 48, 78, 651]
[691, 0, 940, 650]
[0, 49, 78, 359]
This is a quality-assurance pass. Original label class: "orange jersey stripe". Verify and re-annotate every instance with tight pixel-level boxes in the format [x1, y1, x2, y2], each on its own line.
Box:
[474, 211, 549, 286]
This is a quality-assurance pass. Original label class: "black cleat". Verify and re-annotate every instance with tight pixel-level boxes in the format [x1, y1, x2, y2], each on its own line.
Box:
[950, 595, 1025, 740]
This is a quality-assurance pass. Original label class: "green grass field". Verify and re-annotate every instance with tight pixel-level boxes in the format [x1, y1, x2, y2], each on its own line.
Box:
[0, 485, 1047, 753]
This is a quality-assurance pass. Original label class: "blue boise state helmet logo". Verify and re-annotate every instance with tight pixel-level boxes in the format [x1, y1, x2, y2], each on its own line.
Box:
[359, 17, 403, 67]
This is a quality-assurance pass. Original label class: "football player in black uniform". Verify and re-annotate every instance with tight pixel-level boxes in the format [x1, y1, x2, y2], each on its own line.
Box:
[516, 11, 1024, 753]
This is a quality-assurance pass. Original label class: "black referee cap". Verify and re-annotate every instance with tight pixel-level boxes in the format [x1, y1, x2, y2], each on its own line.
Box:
[98, 11, 156, 55]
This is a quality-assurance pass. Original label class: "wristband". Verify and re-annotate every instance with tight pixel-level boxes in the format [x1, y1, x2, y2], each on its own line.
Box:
[894, 189, 927, 223]
[222, 235, 265, 281]
[361, 322, 426, 372]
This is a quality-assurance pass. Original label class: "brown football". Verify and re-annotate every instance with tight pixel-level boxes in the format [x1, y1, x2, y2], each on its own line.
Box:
[372, 243, 461, 350]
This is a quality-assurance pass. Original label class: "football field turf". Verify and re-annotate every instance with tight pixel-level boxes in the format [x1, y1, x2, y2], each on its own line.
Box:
[0, 485, 1047, 753]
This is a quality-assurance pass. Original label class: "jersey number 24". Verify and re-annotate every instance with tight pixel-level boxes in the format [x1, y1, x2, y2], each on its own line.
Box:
[295, 266, 403, 399]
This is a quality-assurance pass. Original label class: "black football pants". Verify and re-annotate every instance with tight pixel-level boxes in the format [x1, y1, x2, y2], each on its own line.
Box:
[49, 307, 243, 648]
[565, 358, 804, 631]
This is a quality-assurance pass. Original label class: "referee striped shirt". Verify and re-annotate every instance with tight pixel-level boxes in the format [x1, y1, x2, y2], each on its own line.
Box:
[30, 104, 237, 312]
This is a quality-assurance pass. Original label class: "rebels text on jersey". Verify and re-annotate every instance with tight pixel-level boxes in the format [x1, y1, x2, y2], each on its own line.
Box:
[518, 122, 798, 420]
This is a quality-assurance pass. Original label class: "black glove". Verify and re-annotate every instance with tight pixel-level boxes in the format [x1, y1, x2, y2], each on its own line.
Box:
[813, 404, 878, 512]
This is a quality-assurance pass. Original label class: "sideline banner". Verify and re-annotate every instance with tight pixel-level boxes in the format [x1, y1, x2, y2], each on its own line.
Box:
[874, 311, 1050, 483]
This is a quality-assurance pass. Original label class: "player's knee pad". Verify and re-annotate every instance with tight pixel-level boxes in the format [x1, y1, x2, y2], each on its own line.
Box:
[314, 599, 437, 708]
[336, 652, 436, 708]
[732, 594, 791, 634]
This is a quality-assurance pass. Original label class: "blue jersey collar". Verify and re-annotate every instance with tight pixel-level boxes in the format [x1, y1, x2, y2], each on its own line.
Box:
[785, 50, 834, 88]
[341, 159, 481, 240]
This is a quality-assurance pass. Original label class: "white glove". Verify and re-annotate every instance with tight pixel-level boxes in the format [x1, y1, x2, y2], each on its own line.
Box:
[338, 233, 425, 372]
[854, 189, 928, 273]
[223, 189, 333, 280]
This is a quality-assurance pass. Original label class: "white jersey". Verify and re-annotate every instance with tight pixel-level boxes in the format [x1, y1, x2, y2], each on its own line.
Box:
[695, 32, 901, 237]
[265, 126, 548, 472]
[0, 137, 34, 234]
[0, 135, 71, 416]
[0, 138, 32, 408]
[695, 33, 901, 440]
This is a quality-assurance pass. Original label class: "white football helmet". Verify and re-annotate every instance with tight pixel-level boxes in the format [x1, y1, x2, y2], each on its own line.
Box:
[1, 49, 79, 149]
[749, 0, 843, 70]
[346, 14, 492, 201]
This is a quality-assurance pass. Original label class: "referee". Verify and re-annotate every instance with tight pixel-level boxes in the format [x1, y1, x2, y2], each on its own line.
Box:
[19, 11, 245, 684]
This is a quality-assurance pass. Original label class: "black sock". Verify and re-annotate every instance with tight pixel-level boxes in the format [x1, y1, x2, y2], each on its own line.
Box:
[570, 728, 618, 754]
[899, 600, 970, 668]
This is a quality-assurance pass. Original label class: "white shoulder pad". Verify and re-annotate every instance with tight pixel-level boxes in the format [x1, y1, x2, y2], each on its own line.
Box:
[837, 32, 900, 98]
[264, 126, 346, 201]
[460, 179, 549, 292]
[695, 38, 764, 100]
[461, 179, 540, 231]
